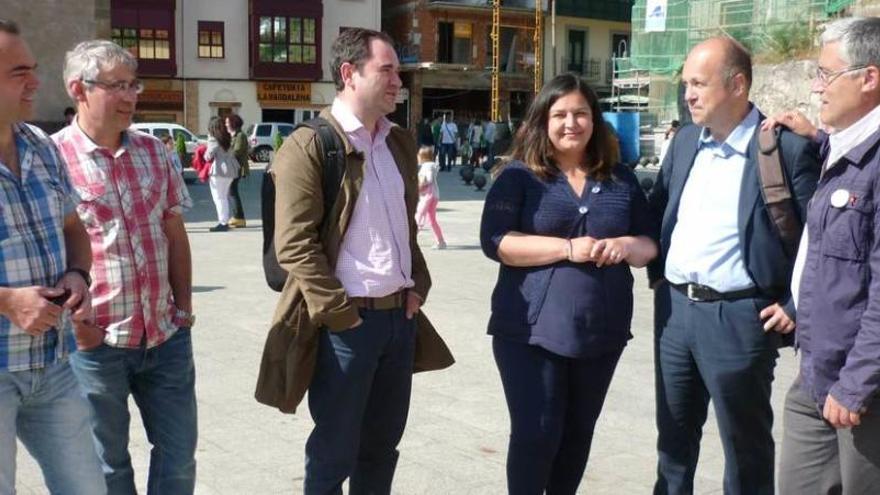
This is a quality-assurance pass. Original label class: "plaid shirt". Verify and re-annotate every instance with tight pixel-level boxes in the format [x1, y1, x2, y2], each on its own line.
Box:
[53, 122, 192, 349]
[0, 123, 79, 372]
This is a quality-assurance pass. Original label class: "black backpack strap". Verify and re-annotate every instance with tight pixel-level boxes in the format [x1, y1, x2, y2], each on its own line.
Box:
[757, 127, 801, 258]
[261, 117, 346, 292]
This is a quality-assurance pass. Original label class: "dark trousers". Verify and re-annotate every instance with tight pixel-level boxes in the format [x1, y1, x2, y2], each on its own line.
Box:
[493, 337, 622, 495]
[304, 308, 416, 495]
[439, 143, 456, 171]
[229, 177, 245, 219]
[653, 284, 779, 495]
[779, 379, 880, 495]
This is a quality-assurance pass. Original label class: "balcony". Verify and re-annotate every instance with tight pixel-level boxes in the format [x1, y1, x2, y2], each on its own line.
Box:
[563, 58, 602, 81]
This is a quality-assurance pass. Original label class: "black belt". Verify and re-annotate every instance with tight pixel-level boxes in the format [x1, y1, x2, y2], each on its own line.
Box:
[670, 283, 758, 302]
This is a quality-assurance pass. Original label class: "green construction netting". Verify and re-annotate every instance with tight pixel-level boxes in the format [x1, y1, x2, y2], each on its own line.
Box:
[629, 0, 843, 75]
[623, 0, 851, 121]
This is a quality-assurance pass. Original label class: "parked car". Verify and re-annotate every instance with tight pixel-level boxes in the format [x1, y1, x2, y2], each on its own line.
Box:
[246, 122, 295, 162]
[130, 122, 204, 154]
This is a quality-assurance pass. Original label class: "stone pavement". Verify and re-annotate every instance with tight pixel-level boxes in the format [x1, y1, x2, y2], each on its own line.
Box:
[17, 164, 799, 494]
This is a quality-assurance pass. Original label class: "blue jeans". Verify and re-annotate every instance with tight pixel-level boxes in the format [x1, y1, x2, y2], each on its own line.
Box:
[70, 327, 198, 495]
[304, 308, 416, 495]
[493, 337, 622, 495]
[0, 360, 106, 495]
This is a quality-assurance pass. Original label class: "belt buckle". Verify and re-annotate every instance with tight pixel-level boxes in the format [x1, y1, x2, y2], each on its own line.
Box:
[686, 284, 704, 302]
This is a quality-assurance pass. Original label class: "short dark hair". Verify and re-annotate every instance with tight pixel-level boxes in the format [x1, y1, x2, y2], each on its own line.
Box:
[330, 28, 394, 91]
[0, 19, 20, 35]
[505, 73, 619, 181]
[226, 113, 243, 131]
[64, 107, 76, 117]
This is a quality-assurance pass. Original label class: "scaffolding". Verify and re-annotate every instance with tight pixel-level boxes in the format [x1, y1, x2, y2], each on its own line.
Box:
[621, 0, 852, 121]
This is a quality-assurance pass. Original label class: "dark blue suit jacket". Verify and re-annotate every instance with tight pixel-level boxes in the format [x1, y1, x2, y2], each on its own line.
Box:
[647, 116, 820, 315]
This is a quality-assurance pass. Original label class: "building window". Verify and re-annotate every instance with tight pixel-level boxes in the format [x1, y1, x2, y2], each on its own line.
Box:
[112, 27, 171, 59]
[258, 16, 316, 64]
[438, 21, 472, 64]
[198, 22, 224, 58]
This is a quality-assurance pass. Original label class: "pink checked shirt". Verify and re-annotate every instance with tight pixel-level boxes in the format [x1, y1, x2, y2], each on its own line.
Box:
[331, 99, 414, 297]
[53, 122, 192, 349]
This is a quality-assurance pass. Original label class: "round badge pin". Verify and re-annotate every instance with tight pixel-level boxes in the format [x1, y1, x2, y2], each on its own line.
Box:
[591, 185, 601, 194]
[830, 189, 850, 208]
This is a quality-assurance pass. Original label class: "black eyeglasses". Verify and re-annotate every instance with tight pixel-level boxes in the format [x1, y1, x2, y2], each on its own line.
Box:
[82, 78, 144, 94]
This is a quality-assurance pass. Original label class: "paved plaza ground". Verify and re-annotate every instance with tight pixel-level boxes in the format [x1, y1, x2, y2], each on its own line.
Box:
[17, 164, 799, 494]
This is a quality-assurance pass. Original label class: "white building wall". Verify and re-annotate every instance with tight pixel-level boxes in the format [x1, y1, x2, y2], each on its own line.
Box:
[177, 0, 249, 80]
[178, 0, 381, 132]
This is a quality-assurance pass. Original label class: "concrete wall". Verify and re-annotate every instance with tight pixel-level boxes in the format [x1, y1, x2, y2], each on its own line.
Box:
[751, 60, 820, 125]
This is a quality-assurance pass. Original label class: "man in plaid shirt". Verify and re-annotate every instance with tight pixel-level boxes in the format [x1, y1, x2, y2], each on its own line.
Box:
[53, 40, 197, 494]
[0, 20, 106, 494]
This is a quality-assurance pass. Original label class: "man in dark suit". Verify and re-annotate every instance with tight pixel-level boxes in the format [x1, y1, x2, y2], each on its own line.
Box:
[647, 37, 820, 495]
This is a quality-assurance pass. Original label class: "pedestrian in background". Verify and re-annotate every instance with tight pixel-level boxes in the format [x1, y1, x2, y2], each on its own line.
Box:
[416, 145, 446, 250]
[205, 115, 241, 232]
[438, 113, 458, 171]
[480, 73, 657, 494]
[469, 118, 484, 166]
[160, 134, 184, 174]
[226, 113, 249, 228]
[54, 39, 197, 494]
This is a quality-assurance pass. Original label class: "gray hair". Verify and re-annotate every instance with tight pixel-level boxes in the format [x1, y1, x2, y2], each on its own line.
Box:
[63, 40, 137, 98]
[821, 17, 880, 68]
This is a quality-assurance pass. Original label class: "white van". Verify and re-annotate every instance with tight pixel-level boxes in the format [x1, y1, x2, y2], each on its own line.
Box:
[130, 123, 204, 154]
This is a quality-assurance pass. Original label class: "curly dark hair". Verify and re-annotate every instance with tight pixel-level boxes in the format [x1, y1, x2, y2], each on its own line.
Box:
[506, 73, 619, 182]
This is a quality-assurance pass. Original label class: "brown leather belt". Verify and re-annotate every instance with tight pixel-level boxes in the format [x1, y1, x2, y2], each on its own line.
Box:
[350, 290, 406, 310]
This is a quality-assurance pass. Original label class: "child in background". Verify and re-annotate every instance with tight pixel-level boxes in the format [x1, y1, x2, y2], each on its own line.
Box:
[416, 145, 446, 250]
[160, 134, 184, 174]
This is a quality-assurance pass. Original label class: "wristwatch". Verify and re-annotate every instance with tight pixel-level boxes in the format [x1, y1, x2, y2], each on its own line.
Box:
[174, 308, 196, 328]
[65, 267, 92, 287]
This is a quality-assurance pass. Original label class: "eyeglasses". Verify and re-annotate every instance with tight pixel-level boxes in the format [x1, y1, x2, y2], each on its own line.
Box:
[82, 78, 144, 95]
[813, 65, 868, 87]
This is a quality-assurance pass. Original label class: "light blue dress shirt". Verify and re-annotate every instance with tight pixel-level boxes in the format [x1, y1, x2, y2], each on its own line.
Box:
[665, 107, 760, 292]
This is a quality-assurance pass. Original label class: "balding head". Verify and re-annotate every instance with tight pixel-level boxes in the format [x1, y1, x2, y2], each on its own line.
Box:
[690, 36, 753, 90]
[682, 36, 753, 140]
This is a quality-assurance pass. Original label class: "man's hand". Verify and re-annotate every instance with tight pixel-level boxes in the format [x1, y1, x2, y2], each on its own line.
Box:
[55, 270, 92, 322]
[759, 303, 795, 333]
[823, 394, 862, 429]
[760, 110, 818, 140]
[0, 286, 65, 336]
[405, 290, 422, 320]
[73, 320, 105, 350]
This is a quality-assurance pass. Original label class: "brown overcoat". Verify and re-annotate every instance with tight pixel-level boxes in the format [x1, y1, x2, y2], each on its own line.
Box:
[254, 109, 455, 414]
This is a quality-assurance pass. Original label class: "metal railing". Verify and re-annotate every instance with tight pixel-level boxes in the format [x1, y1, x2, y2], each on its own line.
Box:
[562, 58, 602, 81]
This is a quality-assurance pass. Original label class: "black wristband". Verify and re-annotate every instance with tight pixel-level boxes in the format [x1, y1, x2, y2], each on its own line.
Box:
[66, 267, 92, 287]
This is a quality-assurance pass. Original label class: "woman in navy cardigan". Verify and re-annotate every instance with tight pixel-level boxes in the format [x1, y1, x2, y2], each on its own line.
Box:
[480, 73, 657, 494]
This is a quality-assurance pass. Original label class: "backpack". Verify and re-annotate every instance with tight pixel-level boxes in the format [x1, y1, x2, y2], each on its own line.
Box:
[756, 126, 802, 258]
[261, 118, 346, 292]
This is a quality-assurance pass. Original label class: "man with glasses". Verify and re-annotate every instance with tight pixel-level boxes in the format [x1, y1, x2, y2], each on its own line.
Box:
[52, 40, 197, 494]
[764, 17, 880, 494]
[0, 19, 105, 495]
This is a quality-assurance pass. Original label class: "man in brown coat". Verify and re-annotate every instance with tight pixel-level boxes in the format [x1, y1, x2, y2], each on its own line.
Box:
[254, 28, 453, 494]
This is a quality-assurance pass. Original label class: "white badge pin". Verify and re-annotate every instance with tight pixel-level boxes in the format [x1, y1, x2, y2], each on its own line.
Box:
[830, 189, 850, 208]
[591, 185, 601, 194]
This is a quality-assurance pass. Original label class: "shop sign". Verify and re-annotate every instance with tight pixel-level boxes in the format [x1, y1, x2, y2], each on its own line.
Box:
[257, 82, 312, 104]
